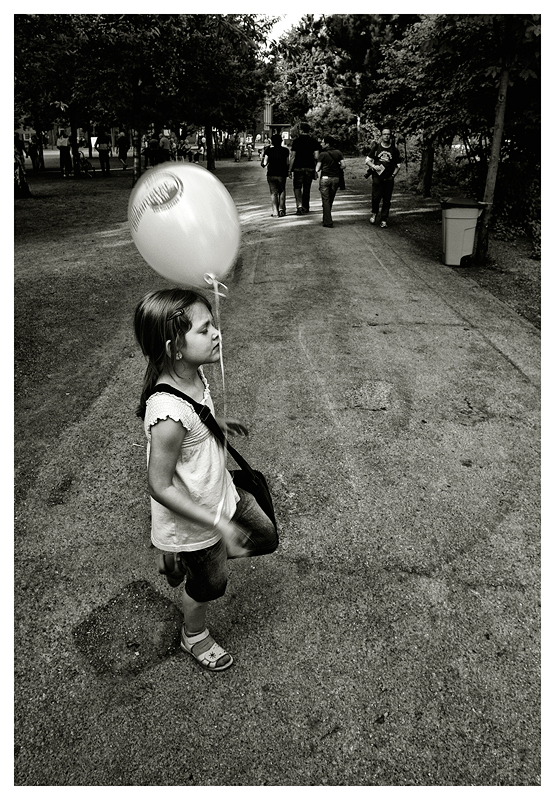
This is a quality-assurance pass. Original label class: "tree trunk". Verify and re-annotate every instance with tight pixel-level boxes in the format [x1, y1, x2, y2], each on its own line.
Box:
[475, 66, 510, 265]
[417, 137, 434, 196]
[206, 120, 215, 171]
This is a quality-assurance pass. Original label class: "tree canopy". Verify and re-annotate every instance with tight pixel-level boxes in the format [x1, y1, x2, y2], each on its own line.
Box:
[267, 13, 539, 158]
[15, 12, 540, 250]
[15, 14, 276, 138]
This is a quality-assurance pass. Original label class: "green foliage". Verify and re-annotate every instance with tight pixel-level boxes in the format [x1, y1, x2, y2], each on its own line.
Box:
[489, 164, 541, 257]
[15, 14, 274, 135]
[269, 14, 417, 129]
[306, 101, 358, 150]
[366, 14, 540, 159]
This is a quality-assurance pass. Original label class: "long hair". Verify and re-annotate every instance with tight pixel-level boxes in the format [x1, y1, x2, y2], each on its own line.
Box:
[134, 287, 212, 419]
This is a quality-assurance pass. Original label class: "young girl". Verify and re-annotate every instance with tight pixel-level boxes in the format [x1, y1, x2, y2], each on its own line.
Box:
[134, 288, 278, 671]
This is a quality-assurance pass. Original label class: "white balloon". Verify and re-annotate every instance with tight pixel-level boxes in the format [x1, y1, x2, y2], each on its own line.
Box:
[128, 162, 241, 287]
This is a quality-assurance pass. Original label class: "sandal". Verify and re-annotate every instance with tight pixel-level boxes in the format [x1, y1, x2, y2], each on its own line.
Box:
[180, 627, 234, 672]
[156, 552, 186, 587]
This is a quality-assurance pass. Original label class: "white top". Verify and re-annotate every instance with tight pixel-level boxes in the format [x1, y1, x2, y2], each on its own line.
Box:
[144, 369, 239, 552]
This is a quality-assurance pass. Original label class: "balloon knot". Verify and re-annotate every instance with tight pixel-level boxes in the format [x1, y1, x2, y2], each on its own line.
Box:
[204, 273, 228, 298]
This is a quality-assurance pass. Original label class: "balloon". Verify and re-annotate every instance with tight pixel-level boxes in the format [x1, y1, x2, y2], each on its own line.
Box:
[128, 162, 241, 288]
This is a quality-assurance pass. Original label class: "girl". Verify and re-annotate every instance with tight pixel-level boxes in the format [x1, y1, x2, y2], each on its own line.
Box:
[262, 133, 290, 217]
[134, 288, 278, 671]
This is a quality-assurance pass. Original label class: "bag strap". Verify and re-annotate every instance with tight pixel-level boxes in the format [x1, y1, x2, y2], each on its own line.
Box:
[147, 383, 258, 480]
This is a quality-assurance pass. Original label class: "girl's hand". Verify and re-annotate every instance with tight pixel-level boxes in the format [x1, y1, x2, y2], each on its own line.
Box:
[215, 417, 249, 437]
[215, 518, 250, 558]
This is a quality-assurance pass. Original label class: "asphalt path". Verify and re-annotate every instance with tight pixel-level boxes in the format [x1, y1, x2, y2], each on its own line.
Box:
[14, 158, 540, 786]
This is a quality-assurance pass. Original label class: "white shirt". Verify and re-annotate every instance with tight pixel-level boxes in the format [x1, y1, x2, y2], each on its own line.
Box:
[144, 370, 239, 552]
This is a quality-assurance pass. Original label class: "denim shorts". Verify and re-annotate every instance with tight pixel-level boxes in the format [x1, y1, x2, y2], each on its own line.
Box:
[177, 487, 278, 603]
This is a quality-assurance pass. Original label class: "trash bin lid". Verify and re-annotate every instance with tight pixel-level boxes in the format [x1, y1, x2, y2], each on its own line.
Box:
[441, 196, 481, 209]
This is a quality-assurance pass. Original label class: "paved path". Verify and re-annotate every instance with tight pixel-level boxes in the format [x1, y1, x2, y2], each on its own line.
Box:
[15, 159, 540, 785]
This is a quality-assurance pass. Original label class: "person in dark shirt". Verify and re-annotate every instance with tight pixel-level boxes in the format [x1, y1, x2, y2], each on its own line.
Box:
[94, 130, 112, 176]
[365, 125, 402, 228]
[315, 135, 345, 228]
[262, 133, 290, 217]
[288, 122, 320, 215]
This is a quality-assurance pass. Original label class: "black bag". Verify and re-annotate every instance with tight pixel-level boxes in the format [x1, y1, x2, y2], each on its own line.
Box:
[229, 468, 276, 527]
[330, 150, 346, 190]
[148, 384, 277, 527]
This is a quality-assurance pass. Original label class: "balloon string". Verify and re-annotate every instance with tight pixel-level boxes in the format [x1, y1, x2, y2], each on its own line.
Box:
[204, 273, 228, 465]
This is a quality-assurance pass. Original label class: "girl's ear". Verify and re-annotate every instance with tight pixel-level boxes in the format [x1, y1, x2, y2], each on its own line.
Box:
[165, 339, 173, 358]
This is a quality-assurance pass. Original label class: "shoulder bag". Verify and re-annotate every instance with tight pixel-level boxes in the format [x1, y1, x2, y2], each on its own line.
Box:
[147, 383, 277, 527]
[330, 150, 346, 190]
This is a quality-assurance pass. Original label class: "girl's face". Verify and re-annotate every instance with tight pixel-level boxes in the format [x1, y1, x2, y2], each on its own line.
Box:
[176, 302, 220, 366]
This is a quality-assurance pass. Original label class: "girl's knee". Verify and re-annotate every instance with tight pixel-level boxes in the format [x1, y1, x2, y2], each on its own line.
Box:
[185, 575, 228, 603]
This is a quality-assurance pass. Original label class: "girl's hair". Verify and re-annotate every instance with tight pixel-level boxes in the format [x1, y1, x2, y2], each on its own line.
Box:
[134, 287, 212, 419]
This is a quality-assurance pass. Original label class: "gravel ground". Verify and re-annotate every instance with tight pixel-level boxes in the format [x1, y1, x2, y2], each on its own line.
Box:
[14, 156, 541, 786]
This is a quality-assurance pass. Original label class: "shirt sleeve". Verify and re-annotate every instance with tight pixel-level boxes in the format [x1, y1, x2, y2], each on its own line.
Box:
[145, 393, 196, 435]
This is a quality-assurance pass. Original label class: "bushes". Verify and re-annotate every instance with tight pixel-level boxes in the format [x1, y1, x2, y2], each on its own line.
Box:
[479, 163, 541, 258]
[401, 139, 540, 258]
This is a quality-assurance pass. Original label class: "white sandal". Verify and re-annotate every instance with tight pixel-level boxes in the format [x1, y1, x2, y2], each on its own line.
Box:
[180, 627, 233, 671]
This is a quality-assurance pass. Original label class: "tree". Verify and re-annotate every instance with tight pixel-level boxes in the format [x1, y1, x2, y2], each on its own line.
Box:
[171, 15, 275, 172]
[474, 15, 540, 262]
[269, 14, 419, 145]
[365, 14, 540, 261]
[15, 14, 274, 183]
[15, 14, 86, 174]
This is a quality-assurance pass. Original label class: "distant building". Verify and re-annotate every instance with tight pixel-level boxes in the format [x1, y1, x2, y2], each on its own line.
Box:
[260, 93, 291, 142]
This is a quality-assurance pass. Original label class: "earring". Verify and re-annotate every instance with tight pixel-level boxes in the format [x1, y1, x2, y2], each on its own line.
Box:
[176, 352, 182, 360]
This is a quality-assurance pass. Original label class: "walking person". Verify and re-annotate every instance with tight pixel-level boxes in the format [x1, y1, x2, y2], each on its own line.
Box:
[116, 130, 129, 170]
[28, 135, 40, 173]
[134, 288, 278, 672]
[14, 134, 31, 198]
[315, 135, 345, 228]
[158, 131, 171, 163]
[95, 129, 112, 176]
[56, 129, 73, 177]
[365, 125, 402, 228]
[148, 132, 159, 166]
[262, 133, 290, 218]
[234, 135, 241, 162]
[288, 122, 320, 215]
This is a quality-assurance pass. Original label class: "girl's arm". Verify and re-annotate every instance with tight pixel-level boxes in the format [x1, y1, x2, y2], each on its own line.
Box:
[214, 416, 248, 437]
[148, 416, 250, 555]
[148, 418, 219, 529]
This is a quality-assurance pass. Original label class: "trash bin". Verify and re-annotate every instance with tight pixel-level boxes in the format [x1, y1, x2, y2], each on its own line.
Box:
[441, 196, 482, 266]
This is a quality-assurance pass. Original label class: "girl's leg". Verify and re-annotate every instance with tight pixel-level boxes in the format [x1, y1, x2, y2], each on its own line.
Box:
[181, 589, 208, 635]
[179, 542, 233, 670]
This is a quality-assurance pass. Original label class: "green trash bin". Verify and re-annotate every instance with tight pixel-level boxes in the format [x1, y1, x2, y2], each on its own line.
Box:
[441, 196, 482, 266]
